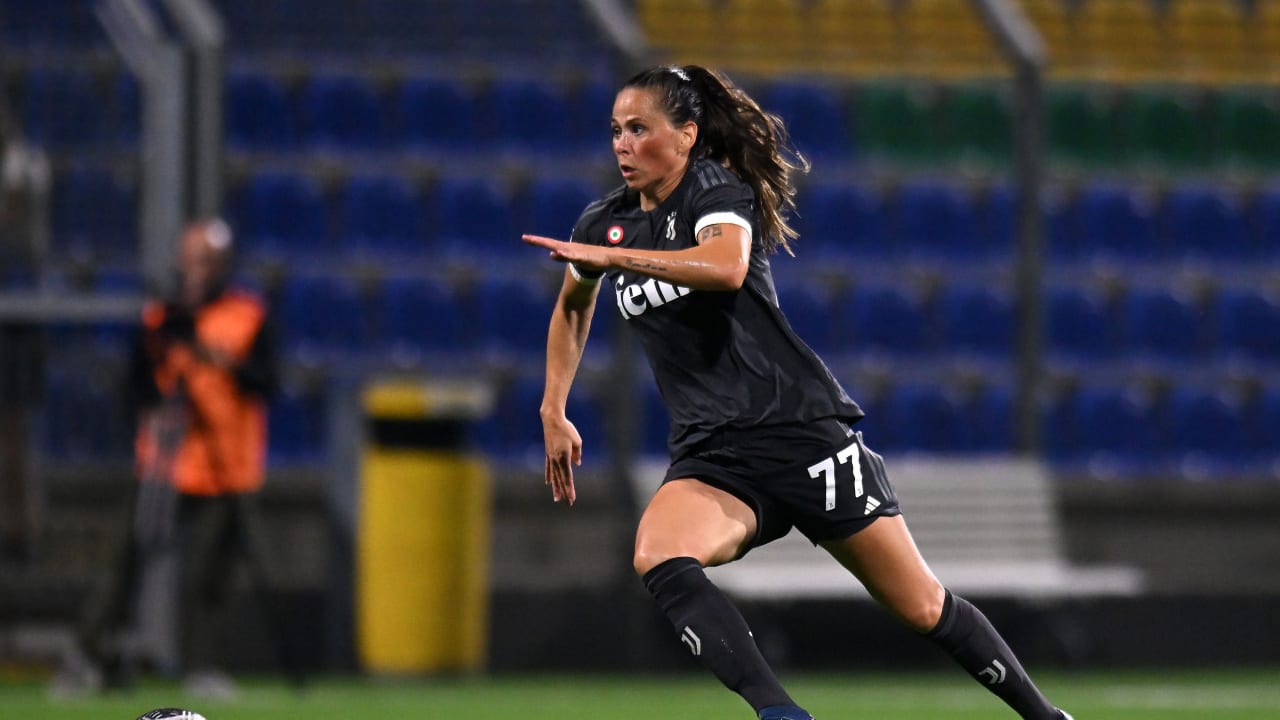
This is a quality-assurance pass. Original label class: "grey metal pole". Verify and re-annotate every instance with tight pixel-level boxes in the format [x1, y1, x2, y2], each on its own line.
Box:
[163, 0, 226, 218]
[972, 0, 1047, 455]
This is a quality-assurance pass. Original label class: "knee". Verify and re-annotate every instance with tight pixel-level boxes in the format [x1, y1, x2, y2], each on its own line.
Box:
[633, 542, 681, 578]
[894, 583, 947, 634]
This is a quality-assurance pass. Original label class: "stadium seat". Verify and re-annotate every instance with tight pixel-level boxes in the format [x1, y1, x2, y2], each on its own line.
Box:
[1118, 88, 1207, 169]
[1161, 387, 1247, 463]
[520, 177, 597, 239]
[225, 71, 295, 150]
[22, 66, 105, 150]
[1042, 186, 1084, 260]
[880, 382, 962, 453]
[938, 284, 1013, 357]
[1254, 185, 1280, 259]
[1121, 287, 1203, 362]
[395, 75, 479, 151]
[974, 182, 1016, 259]
[432, 177, 517, 258]
[278, 274, 367, 357]
[962, 383, 1015, 453]
[793, 182, 888, 260]
[848, 285, 929, 354]
[485, 77, 574, 151]
[775, 281, 840, 356]
[1045, 85, 1116, 167]
[1077, 181, 1159, 260]
[944, 84, 1011, 165]
[1213, 288, 1280, 364]
[378, 275, 466, 356]
[484, 374, 604, 461]
[893, 179, 979, 259]
[339, 174, 425, 257]
[1246, 387, 1280, 459]
[230, 171, 329, 258]
[1162, 183, 1249, 260]
[472, 276, 552, 357]
[1046, 286, 1116, 359]
[1069, 384, 1159, 464]
[50, 166, 138, 262]
[269, 382, 327, 463]
[853, 83, 941, 164]
[1213, 89, 1280, 170]
[764, 80, 854, 161]
[300, 73, 384, 150]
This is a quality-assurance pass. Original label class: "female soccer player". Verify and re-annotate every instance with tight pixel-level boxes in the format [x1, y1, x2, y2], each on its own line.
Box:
[524, 65, 1072, 720]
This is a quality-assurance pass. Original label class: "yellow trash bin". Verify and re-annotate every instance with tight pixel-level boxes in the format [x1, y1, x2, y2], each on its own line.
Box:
[356, 379, 492, 674]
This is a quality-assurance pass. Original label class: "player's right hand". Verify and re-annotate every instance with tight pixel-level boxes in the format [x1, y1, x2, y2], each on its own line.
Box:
[541, 413, 582, 507]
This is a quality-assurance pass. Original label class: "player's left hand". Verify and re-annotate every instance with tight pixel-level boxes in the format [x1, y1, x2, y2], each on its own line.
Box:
[522, 234, 611, 273]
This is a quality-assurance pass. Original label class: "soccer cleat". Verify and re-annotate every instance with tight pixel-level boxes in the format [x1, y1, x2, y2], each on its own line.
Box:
[1057, 710, 1074, 720]
[758, 705, 814, 720]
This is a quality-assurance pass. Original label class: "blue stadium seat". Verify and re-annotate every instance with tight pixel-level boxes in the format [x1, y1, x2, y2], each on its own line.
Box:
[22, 66, 104, 150]
[378, 275, 466, 356]
[1077, 181, 1159, 260]
[278, 274, 367, 357]
[880, 382, 962, 453]
[230, 171, 329, 258]
[1255, 185, 1280, 260]
[1042, 187, 1083, 260]
[300, 73, 384, 150]
[339, 174, 425, 257]
[776, 281, 841, 355]
[481, 375, 603, 461]
[1214, 288, 1280, 364]
[568, 77, 617, 151]
[269, 383, 327, 464]
[472, 276, 551, 356]
[893, 180, 979, 259]
[486, 77, 574, 151]
[395, 75, 478, 151]
[521, 177, 597, 239]
[764, 81, 853, 161]
[432, 177, 517, 257]
[225, 71, 295, 150]
[939, 284, 1013, 357]
[112, 72, 140, 148]
[963, 383, 1015, 453]
[1161, 388, 1247, 463]
[1121, 287, 1203, 361]
[1163, 184, 1249, 260]
[50, 167, 137, 262]
[848, 285, 929, 354]
[1246, 388, 1280, 460]
[1046, 286, 1116, 359]
[793, 182, 888, 259]
[1068, 384, 1159, 465]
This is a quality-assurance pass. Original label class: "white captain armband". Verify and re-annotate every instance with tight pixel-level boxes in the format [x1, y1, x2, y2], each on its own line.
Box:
[569, 263, 603, 285]
[694, 211, 752, 242]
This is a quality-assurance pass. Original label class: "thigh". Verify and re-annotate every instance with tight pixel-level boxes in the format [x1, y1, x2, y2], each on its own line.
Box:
[634, 478, 758, 574]
[819, 515, 945, 632]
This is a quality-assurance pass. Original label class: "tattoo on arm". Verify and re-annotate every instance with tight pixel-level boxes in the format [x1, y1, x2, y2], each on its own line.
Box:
[623, 258, 669, 274]
[697, 225, 724, 244]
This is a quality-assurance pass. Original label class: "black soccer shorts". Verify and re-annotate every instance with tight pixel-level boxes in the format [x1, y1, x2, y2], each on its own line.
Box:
[664, 418, 901, 555]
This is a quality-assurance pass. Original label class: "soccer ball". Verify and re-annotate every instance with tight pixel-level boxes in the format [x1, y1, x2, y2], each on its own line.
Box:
[137, 710, 208, 720]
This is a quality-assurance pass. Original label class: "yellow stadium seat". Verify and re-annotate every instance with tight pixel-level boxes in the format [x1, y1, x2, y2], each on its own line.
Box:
[900, 0, 1007, 79]
[1020, 0, 1088, 80]
[1168, 0, 1258, 84]
[724, 0, 810, 76]
[1077, 0, 1173, 83]
[638, 0, 721, 65]
[1259, 0, 1280, 84]
[810, 0, 904, 78]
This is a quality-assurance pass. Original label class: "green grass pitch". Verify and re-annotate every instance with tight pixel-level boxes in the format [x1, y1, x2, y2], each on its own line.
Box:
[3, 669, 1278, 719]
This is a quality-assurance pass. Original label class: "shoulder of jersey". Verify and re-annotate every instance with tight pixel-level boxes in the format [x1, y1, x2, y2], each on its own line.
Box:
[576, 185, 627, 229]
[691, 158, 739, 191]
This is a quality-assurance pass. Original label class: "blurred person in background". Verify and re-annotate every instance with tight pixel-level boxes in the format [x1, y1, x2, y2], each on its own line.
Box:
[52, 218, 283, 699]
[525, 65, 1073, 720]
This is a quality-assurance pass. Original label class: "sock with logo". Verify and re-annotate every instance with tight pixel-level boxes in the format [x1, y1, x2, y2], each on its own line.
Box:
[643, 557, 797, 713]
[925, 589, 1059, 720]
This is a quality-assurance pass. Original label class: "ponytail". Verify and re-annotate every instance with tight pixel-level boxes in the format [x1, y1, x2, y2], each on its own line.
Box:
[622, 65, 810, 255]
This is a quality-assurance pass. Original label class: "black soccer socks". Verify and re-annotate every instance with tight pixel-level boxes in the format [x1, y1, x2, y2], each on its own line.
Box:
[925, 589, 1060, 720]
[643, 556, 797, 713]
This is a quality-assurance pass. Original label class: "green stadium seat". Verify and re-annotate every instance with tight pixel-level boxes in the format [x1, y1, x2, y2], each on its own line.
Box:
[1118, 87, 1208, 169]
[944, 84, 1012, 165]
[1045, 85, 1119, 168]
[1213, 89, 1280, 171]
[852, 83, 942, 164]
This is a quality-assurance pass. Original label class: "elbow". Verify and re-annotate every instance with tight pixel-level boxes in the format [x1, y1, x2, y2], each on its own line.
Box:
[710, 258, 748, 291]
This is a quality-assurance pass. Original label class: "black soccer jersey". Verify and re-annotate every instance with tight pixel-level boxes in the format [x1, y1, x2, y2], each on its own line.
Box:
[570, 158, 863, 457]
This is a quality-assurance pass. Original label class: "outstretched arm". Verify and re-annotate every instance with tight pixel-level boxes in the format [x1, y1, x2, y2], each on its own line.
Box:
[541, 268, 600, 507]
[523, 222, 751, 291]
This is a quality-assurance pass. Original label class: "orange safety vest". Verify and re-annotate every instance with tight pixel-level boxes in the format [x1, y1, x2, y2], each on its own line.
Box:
[135, 289, 269, 496]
